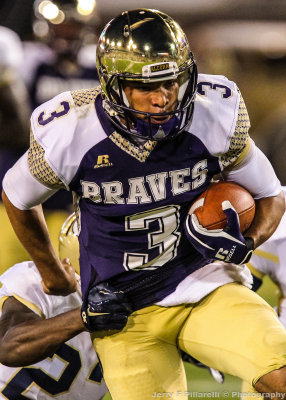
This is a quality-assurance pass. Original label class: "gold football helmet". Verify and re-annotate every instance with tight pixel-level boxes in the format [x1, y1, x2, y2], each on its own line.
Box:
[58, 213, 80, 275]
[96, 8, 197, 141]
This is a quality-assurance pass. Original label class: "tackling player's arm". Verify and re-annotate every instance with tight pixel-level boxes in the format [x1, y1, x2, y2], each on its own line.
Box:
[0, 297, 85, 367]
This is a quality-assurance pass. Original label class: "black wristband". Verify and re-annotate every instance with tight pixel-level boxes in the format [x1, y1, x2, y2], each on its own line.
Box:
[244, 237, 255, 251]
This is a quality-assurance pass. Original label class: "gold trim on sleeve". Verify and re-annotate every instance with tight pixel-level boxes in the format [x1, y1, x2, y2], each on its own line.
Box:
[220, 92, 251, 168]
[28, 130, 65, 189]
[0, 296, 9, 311]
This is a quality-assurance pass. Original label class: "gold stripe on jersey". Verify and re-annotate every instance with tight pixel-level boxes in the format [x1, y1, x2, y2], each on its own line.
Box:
[247, 263, 265, 280]
[109, 132, 157, 162]
[12, 293, 45, 318]
[253, 249, 279, 264]
[233, 136, 251, 166]
[28, 131, 65, 189]
[220, 93, 251, 168]
[71, 86, 101, 106]
[0, 296, 9, 311]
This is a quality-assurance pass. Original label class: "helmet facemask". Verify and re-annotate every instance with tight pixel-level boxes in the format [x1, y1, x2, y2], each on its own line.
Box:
[102, 62, 197, 141]
[96, 9, 198, 141]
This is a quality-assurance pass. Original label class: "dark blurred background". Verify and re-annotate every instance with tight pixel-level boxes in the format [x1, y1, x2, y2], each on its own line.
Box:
[1, 0, 286, 141]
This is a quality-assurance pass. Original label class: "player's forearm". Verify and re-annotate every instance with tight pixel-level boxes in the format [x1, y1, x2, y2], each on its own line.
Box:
[244, 191, 285, 249]
[2, 190, 72, 294]
[0, 308, 85, 367]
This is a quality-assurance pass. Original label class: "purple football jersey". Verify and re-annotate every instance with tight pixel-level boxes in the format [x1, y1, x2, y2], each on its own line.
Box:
[69, 96, 221, 309]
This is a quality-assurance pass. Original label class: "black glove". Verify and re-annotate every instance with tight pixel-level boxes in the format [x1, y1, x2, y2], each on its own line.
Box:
[185, 201, 254, 265]
[81, 282, 133, 332]
[181, 352, 225, 384]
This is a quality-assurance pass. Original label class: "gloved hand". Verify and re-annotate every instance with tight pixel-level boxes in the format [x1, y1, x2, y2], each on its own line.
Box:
[81, 282, 133, 332]
[184, 200, 254, 265]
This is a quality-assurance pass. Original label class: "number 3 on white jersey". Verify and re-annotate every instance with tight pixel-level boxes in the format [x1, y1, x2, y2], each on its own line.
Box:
[123, 205, 181, 271]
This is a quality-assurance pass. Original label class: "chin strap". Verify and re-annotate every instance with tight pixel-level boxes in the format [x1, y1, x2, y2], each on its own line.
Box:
[134, 115, 180, 139]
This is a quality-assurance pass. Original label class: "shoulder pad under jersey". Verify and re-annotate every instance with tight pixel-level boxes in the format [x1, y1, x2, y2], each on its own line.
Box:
[0, 261, 50, 317]
[189, 74, 240, 156]
[30, 87, 106, 187]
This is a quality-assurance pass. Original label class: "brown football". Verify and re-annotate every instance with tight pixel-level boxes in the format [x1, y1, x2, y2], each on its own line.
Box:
[188, 181, 255, 233]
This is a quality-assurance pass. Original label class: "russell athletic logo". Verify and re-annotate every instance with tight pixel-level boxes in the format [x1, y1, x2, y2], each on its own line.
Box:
[215, 245, 236, 262]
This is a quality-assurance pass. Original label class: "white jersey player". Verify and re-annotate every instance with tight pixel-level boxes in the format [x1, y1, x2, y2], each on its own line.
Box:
[0, 214, 107, 400]
[239, 187, 286, 399]
[247, 187, 286, 326]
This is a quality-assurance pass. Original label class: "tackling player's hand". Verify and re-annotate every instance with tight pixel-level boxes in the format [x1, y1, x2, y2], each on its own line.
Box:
[184, 200, 254, 265]
[41, 258, 78, 296]
[81, 282, 133, 332]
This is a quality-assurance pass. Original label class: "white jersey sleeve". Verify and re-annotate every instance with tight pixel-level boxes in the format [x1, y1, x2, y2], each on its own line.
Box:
[2, 87, 106, 210]
[221, 139, 282, 199]
[191, 74, 281, 199]
[29, 87, 104, 188]
[0, 262, 107, 400]
[191, 74, 241, 157]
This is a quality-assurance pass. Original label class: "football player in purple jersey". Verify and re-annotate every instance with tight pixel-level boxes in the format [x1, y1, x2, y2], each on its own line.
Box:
[2, 9, 286, 400]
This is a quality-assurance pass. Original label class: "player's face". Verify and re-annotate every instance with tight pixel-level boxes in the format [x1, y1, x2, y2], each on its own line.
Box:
[123, 79, 179, 124]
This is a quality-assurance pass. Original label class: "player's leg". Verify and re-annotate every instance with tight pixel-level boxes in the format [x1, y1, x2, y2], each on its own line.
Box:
[178, 282, 286, 395]
[254, 366, 286, 398]
[92, 305, 190, 400]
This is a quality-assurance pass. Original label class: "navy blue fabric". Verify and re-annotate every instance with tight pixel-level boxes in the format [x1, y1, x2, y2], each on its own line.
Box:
[69, 96, 222, 310]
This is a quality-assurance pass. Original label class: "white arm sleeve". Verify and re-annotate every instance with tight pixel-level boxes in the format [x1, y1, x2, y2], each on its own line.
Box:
[222, 141, 282, 199]
[2, 151, 58, 210]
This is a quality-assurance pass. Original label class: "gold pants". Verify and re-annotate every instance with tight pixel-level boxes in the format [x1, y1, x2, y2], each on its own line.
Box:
[92, 283, 286, 400]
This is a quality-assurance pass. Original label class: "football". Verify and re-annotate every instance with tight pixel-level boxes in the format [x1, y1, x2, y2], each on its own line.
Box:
[188, 181, 255, 233]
